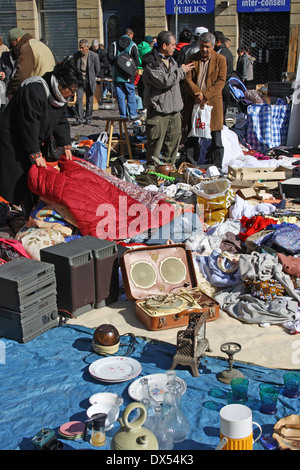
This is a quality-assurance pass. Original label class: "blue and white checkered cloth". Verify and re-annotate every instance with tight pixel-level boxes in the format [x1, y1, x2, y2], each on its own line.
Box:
[246, 103, 291, 151]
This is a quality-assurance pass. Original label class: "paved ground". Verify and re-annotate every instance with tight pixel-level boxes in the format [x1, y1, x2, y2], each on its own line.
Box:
[68, 101, 136, 141]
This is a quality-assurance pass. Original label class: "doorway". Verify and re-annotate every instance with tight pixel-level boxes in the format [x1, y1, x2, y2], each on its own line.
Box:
[239, 12, 290, 83]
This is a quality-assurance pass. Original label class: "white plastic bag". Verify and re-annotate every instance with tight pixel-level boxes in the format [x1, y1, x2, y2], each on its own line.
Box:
[188, 103, 213, 139]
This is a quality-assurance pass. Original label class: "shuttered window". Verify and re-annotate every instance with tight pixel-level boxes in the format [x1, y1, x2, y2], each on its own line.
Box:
[0, 0, 16, 47]
[39, 0, 78, 63]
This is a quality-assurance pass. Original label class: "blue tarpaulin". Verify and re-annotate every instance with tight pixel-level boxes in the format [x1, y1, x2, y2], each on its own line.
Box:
[0, 324, 299, 451]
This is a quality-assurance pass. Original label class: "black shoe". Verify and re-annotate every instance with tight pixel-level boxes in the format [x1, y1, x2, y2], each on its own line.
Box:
[73, 119, 83, 126]
[85, 119, 92, 125]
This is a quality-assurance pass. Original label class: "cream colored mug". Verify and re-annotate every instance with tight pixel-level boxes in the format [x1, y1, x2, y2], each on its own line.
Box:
[216, 404, 262, 450]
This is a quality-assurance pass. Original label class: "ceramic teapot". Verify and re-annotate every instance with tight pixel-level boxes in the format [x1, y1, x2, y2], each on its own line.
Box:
[111, 402, 158, 451]
[155, 164, 175, 176]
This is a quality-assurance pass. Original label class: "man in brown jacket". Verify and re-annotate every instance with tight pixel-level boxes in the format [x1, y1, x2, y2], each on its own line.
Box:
[183, 32, 227, 168]
[6, 28, 55, 98]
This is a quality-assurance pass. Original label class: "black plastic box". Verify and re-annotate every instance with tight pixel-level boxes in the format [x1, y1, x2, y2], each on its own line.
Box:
[41, 240, 96, 318]
[73, 236, 119, 308]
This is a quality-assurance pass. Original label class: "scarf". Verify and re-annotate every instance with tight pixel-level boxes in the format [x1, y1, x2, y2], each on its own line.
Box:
[20, 75, 68, 108]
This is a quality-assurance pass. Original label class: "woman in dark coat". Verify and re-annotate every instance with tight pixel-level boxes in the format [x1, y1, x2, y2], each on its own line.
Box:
[0, 59, 82, 215]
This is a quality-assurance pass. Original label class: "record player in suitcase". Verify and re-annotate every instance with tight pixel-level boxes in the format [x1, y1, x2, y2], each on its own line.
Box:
[119, 244, 219, 331]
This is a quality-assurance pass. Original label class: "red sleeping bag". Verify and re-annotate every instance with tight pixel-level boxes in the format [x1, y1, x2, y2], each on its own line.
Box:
[28, 159, 175, 242]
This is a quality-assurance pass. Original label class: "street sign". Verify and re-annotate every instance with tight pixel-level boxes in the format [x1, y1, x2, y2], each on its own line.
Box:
[237, 0, 290, 12]
[166, 0, 215, 15]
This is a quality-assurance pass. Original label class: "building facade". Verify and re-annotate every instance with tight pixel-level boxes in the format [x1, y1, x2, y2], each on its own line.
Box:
[0, 0, 299, 83]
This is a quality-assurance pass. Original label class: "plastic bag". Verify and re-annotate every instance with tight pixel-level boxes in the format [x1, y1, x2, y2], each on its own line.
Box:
[84, 132, 108, 169]
[193, 178, 235, 226]
[188, 104, 213, 139]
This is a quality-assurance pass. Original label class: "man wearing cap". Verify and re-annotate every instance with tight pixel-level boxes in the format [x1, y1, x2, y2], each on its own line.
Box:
[6, 28, 55, 98]
[72, 39, 100, 125]
[177, 26, 208, 66]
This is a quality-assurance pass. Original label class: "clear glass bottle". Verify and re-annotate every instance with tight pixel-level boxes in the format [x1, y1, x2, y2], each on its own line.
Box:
[152, 406, 174, 450]
[140, 377, 160, 408]
[140, 398, 155, 432]
[162, 376, 181, 418]
[162, 381, 189, 443]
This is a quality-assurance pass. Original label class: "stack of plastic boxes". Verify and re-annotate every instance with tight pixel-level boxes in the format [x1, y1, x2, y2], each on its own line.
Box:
[0, 257, 58, 343]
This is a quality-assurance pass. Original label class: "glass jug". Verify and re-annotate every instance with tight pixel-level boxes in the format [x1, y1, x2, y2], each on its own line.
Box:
[153, 405, 174, 450]
[162, 381, 189, 443]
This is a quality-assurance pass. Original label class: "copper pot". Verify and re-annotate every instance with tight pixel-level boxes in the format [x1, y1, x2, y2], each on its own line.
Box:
[155, 164, 175, 176]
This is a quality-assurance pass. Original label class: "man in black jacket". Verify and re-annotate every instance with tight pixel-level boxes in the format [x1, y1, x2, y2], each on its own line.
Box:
[214, 31, 233, 122]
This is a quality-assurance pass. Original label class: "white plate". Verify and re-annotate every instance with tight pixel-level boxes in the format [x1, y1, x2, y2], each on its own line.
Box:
[89, 392, 123, 406]
[86, 402, 119, 431]
[128, 373, 187, 404]
[89, 356, 142, 383]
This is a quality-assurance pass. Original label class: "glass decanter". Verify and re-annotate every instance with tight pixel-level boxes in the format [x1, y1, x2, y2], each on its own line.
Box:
[162, 372, 180, 418]
[140, 377, 160, 408]
[162, 381, 189, 443]
[140, 398, 155, 432]
[152, 406, 174, 450]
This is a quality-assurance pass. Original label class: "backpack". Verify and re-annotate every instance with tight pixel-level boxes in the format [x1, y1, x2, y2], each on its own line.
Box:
[113, 42, 137, 78]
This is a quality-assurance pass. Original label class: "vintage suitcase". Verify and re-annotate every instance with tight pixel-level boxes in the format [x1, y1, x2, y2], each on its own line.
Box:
[120, 243, 219, 331]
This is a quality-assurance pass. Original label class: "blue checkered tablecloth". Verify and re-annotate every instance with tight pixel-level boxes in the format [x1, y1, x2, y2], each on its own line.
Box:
[246, 103, 291, 151]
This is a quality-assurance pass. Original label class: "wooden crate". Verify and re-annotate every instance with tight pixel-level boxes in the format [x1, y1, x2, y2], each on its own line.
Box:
[228, 166, 292, 181]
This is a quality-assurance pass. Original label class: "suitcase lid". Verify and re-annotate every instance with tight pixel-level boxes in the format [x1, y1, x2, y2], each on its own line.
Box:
[119, 243, 198, 301]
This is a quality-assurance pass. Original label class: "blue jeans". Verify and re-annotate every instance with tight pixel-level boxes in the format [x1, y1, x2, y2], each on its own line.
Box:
[114, 82, 138, 119]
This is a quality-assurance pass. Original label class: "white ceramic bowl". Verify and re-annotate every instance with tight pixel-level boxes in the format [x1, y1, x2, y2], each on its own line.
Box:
[87, 402, 120, 431]
[89, 392, 123, 407]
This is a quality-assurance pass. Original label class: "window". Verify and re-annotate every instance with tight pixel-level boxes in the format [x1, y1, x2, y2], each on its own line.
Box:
[0, 0, 16, 47]
[38, 0, 78, 63]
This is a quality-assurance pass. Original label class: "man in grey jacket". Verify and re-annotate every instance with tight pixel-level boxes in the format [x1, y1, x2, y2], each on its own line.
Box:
[142, 30, 194, 165]
[72, 39, 100, 125]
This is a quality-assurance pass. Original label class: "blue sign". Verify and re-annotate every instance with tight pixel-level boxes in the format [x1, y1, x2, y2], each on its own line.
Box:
[166, 0, 215, 15]
[237, 0, 290, 12]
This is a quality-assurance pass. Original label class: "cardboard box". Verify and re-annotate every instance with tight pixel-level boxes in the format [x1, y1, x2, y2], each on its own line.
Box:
[228, 166, 292, 181]
[236, 188, 262, 200]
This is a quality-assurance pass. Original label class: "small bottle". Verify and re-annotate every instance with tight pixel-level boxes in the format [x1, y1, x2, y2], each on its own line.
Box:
[84, 413, 107, 447]
[141, 398, 155, 432]
[140, 377, 160, 408]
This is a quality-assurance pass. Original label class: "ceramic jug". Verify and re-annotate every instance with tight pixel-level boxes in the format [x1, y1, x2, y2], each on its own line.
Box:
[111, 402, 158, 451]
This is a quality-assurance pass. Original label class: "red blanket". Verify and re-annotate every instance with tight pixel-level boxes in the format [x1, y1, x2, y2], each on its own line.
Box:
[28, 159, 175, 241]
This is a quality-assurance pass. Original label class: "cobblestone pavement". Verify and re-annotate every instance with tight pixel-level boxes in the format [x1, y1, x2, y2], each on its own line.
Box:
[68, 101, 136, 141]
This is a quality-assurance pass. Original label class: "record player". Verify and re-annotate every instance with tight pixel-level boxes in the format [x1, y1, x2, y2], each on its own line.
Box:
[119, 244, 219, 331]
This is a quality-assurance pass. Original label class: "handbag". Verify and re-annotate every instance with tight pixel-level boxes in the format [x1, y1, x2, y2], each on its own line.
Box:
[84, 132, 108, 169]
[188, 103, 213, 139]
